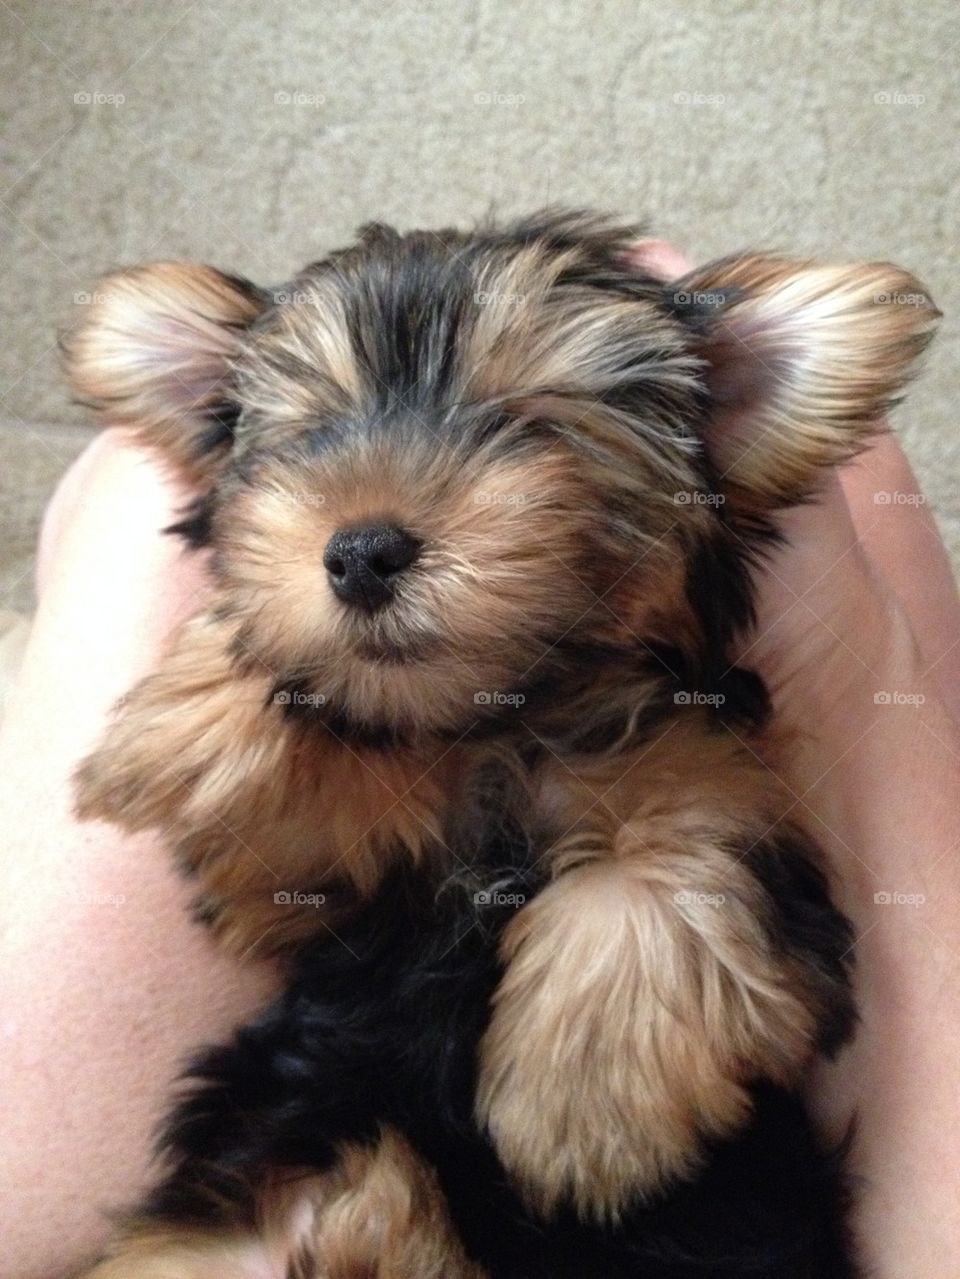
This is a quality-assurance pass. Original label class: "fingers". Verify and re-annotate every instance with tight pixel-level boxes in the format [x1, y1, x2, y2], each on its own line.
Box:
[623, 238, 693, 280]
[20, 433, 212, 756]
[838, 434, 960, 721]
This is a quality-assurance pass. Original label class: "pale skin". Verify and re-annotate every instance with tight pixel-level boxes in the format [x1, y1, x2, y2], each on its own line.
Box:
[0, 244, 958, 1278]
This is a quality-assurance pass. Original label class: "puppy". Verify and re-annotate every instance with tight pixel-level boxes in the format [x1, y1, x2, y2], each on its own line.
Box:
[63, 210, 938, 1275]
[78, 829, 857, 1278]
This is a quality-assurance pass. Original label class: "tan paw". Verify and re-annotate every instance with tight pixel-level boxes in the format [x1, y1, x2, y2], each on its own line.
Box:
[476, 852, 816, 1221]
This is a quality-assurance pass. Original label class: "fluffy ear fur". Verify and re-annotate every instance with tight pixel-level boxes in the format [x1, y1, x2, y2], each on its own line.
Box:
[669, 253, 940, 507]
[61, 262, 265, 481]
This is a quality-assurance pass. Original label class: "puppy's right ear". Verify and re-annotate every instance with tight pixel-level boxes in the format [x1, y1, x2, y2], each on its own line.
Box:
[62, 263, 266, 482]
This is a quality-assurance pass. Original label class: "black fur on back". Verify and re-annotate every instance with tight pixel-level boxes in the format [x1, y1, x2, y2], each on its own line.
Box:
[144, 799, 858, 1278]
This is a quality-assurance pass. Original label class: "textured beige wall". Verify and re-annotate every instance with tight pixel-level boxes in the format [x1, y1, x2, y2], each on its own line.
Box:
[1, 0, 957, 608]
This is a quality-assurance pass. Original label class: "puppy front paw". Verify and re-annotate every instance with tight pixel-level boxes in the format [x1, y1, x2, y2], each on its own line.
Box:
[73, 611, 277, 835]
[74, 705, 198, 831]
[476, 853, 818, 1221]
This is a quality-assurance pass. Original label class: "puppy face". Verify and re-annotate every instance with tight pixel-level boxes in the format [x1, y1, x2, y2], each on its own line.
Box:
[64, 212, 939, 737]
[215, 229, 712, 736]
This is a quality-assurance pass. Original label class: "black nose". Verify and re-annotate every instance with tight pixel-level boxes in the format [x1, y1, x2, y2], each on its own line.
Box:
[323, 524, 421, 612]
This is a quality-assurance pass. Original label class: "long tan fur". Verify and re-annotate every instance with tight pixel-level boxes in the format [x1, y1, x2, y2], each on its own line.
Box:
[77, 1130, 485, 1279]
[62, 263, 263, 483]
[74, 606, 468, 955]
[677, 253, 940, 505]
[477, 715, 832, 1220]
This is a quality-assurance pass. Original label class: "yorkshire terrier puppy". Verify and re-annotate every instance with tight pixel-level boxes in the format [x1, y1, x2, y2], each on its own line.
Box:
[63, 210, 938, 1277]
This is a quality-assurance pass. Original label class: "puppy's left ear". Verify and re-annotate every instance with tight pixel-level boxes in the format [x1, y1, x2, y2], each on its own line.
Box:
[62, 262, 266, 483]
[668, 253, 940, 508]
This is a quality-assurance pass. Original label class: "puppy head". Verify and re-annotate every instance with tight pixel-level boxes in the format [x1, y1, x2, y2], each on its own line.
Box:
[63, 212, 938, 738]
